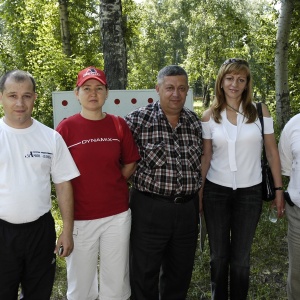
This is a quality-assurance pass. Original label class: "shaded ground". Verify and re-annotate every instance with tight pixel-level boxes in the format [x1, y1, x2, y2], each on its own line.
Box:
[51, 202, 289, 300]
[187, 202, 288, 300]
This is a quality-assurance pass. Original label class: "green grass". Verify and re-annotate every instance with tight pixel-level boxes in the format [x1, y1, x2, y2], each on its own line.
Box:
[187, 202, 288, 300]
[50, 202, 289, 300]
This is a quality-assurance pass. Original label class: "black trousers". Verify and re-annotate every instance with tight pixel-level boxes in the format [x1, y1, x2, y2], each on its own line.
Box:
[203, 180, 262, 300]
[0, 211, 56, 300]
[130, 189, 199, 300]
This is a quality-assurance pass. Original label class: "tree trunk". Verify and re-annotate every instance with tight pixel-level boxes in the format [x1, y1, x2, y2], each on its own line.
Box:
[58, 0, 72, 57]
[275, 0, 294, 130]
[100, 0, 127, 89]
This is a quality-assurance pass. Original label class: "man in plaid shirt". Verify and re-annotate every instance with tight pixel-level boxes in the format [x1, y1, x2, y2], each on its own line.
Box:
[125, 65, 203, 300]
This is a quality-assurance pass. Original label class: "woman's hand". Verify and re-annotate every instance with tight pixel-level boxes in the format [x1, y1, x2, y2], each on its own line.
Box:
[272, 190, 285, 218]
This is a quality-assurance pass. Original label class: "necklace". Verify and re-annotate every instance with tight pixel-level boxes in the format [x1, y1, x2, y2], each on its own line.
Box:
[226, 103, 246, 119]
[226, 104, 239, 114]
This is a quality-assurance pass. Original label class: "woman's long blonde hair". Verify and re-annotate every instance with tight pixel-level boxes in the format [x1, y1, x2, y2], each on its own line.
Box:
[211, 58, 257, 124]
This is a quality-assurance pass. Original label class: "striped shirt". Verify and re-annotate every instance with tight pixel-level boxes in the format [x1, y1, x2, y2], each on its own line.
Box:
[125, 101, 203, 196]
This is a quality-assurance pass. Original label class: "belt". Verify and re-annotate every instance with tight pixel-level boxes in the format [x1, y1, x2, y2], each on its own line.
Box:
[140, 190, 198, 204]
[284, 191, 294, 207]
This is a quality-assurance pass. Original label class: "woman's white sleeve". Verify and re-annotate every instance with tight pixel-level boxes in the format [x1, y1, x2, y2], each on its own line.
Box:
[201, 121, 212, 139]
[263, 117, 274, 134]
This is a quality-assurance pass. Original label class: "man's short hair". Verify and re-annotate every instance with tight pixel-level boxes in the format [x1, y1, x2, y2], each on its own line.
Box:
[157, 65, 188, 85]
[0, 70, 36, 93]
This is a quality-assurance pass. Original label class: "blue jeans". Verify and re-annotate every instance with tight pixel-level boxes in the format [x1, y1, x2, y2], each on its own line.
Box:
[203, 180, 262, 300]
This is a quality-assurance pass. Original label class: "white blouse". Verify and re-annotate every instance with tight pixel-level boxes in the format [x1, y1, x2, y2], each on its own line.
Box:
[202, 108, 274, 189]
[279, 113, 300, 207]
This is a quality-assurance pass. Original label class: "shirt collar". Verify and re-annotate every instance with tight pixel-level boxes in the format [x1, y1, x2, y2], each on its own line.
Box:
[155, 101, 189, 125]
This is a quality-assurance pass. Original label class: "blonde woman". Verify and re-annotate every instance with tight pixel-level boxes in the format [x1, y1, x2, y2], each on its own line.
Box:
[200, 59, 284, 299]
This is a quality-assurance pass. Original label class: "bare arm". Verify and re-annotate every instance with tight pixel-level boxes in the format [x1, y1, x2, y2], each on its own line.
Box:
[54, 181, 74, 257]
[262, 103, 285, 217]
[121, 161, 137, 180]
[199, 109, 213, 214]
[200, 139, 212, 214]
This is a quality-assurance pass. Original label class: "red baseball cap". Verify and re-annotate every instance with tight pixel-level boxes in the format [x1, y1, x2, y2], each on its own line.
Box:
[76, 66, 107, 87]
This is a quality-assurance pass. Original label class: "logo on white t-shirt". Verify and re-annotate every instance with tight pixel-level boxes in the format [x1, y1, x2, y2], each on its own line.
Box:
[25, 151, 53, 159]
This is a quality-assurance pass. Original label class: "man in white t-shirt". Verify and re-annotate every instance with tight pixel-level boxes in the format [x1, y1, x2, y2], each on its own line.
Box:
[279, 113, 300, 300]
[0, 70, 80, 300]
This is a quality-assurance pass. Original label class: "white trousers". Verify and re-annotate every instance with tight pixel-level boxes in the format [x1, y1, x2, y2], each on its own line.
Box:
[286, 204, 300, 300]
[66, 210, 131, 300]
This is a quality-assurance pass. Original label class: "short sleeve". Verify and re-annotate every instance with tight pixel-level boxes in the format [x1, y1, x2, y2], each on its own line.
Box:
[263, 117, 274, 134]
[51, 133, 80, 184]
[119, 117, 140, 165]
[279, 125, 293, 176]
[201, 121, 212, 139]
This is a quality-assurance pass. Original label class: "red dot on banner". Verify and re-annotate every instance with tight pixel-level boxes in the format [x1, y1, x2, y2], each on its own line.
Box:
[62, 100, 68, 106]
[131, 98, 137, 104]
[114, 99, 120, 105]
[148, 98, 153, 103]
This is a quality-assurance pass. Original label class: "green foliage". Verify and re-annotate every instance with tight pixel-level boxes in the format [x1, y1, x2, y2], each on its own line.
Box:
[51, 201, 68, 299]
[248, 203, 288, 300]
[185, 0, 250, 88]
[122, 0, 142, 48]
[0, 0, 299, 127]
[248, 4, 278, 104]
[0, 0, 297, 298]
[127, 0, 190, 89]
[288, 0, 300, 116]
[0, 0, 104, 128]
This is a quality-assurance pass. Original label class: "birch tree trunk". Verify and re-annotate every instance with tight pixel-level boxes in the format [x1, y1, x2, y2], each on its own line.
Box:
[275, 0, 294, 130]
[58, 0, 72, 56]
[100, 0, 127, 89]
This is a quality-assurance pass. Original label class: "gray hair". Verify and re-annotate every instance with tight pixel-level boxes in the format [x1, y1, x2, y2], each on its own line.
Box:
[0, 70, 36, 93]
[157, 65, 188, 85]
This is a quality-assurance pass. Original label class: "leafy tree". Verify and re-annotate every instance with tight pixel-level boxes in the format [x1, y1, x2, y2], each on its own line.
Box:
[287, 0, 300, 116]
[185, 0, 251, 102]
[246, 1, 277, 107]
[0, 0, 104, 126]
[127, 0, 190, 89]
[0, 0, 299, 127]
[275, 0, 294, 130]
